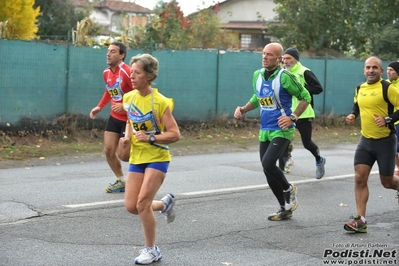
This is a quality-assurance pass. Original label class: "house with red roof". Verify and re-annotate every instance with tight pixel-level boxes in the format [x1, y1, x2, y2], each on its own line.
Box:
[72, 0, 152, 34]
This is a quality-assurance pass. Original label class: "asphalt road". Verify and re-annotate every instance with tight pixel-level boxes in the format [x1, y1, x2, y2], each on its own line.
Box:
[1, 143, 398, 266]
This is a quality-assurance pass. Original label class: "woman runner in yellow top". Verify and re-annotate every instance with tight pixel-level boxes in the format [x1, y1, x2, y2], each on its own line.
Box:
[120, 54, 180, 265]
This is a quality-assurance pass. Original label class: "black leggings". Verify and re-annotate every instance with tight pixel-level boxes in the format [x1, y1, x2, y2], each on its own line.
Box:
[296, 119, 320, 161]
[279, 119, 320, 169]
[260, 138, 291, 207]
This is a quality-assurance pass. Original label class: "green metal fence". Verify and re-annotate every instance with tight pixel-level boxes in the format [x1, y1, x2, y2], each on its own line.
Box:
[0, 39, 378, 130]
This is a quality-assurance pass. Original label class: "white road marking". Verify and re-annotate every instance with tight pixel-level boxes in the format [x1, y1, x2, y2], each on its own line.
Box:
[63, 171, 378, 208]
[63, 199, 123, 208]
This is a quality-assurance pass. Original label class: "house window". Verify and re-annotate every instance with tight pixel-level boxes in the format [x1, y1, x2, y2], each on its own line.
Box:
[130, 15, 148, 27]
[111, 14, 124, 33]
[240, 34, 271, 50]
[240, 34, 251, 49]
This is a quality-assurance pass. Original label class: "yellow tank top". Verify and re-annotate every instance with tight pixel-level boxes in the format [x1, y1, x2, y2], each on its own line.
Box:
[123, 88, 174, 164]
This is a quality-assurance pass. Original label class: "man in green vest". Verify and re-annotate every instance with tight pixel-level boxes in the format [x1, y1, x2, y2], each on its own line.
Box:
[280, 47, 326, 179]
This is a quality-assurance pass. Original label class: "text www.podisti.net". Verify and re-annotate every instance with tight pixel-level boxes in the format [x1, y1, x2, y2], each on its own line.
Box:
[322, 249, 397, 265]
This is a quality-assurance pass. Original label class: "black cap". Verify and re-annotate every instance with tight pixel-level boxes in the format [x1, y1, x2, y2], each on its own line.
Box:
[388, 61, 399, 75]
[284, 47, 300, 61]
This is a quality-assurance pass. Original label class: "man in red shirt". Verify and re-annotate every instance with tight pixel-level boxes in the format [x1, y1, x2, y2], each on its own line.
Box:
[90, 41, 133, 193]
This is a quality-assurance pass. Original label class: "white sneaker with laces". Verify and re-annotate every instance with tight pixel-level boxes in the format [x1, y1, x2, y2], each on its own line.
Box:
[160, 193, 175, 223]
[283, 184, 298, 211]
[134, 246, 162, 265]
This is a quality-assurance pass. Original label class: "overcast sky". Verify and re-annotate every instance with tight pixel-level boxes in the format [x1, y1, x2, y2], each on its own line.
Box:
[127, 0, 219, 15]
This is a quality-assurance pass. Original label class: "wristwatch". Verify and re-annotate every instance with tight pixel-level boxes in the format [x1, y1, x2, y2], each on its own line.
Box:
[384, 116, 392, 124]
[289, 114, 297, 122]
[148, 134, 156, 145]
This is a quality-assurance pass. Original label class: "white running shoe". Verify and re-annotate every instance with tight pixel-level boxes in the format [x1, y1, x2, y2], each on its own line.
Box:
[134, 246, 162, 265]
[283, 184, 298, 211]
[160, 193, 175, 223]
[268, 207, 292, 221]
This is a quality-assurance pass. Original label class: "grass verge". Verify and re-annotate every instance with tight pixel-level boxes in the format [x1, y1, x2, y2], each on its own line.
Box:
[0, 114, 361, 163]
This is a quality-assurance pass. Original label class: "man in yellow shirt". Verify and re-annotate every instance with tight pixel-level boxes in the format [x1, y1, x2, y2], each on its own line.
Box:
[344, 56, 399, 233]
